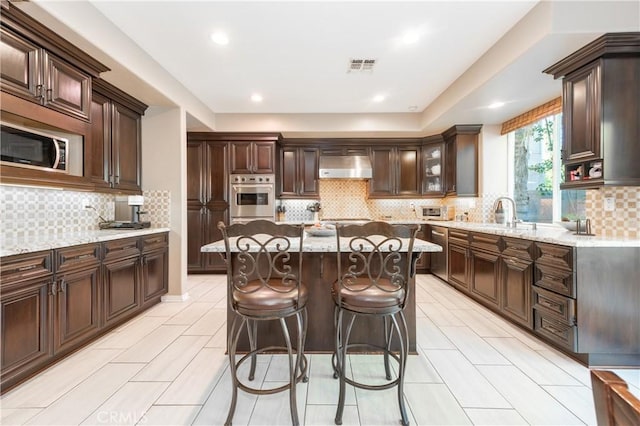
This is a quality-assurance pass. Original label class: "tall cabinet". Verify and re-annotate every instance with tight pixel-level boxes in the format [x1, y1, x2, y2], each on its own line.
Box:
[186, 134, 229, 273]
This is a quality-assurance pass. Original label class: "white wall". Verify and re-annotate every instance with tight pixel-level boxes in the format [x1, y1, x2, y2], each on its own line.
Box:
[479, 124, 509, 196]
[141, 107, 187, 298]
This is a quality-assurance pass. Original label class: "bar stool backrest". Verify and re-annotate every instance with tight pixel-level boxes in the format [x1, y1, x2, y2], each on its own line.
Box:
[335, 221, 419, 308]
[218, 220, 305, 311]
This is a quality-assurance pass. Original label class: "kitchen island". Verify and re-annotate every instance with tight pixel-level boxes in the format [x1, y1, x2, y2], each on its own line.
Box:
[201, 232, 441, 353]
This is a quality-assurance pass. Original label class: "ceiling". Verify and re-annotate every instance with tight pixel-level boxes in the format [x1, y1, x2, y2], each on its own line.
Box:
[21, 1, 640, 135]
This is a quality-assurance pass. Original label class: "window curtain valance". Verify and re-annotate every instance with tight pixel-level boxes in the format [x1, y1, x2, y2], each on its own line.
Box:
[500, 97, 562, 135]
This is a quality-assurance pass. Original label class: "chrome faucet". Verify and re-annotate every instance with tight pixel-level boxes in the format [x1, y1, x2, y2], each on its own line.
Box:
[494, 196, 518, 228]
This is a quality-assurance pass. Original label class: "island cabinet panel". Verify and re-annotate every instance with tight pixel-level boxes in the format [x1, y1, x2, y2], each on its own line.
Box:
[0, 251, 53, 392]
[226, 252, 417, 353]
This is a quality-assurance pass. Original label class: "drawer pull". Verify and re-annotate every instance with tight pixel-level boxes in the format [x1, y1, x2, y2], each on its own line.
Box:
[507, 257, 518, 265]
[17, 264, 38, 272]
[75, 254, 94, 259]
[544, 324, 566, 336]
[539, 299, 559, 310]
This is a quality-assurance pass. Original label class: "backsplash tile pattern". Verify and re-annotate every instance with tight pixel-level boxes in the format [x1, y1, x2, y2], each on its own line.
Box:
[585, 187, 639, 239]
[0, 186, 171, 241]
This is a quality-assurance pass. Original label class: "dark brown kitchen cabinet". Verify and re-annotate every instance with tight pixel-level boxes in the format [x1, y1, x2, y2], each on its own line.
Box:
[186, 135, 229, 273]
[500, 237, 535, 329]
[102, 238, 141, 328]
[140, 233, 169, 308]
[90, 79, 147, 194]
[468, 232, 502, 308]
[369, 145, 421, 198]
[0, 251, 53, 392]
[543, 33, 640, 189]
[230, 141, 276, 174]
[0, 28, 91, 121]
[422, 137, 446, 197]
[279, 146, 319, 198]
[53, 244, 102, 355]
[0, 3, 108, 121]
[447, 229, 470, 291]
[442, 125, 481, 197]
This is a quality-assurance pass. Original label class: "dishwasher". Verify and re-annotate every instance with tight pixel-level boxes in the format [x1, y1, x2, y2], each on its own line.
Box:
[429, 225, 448, 282]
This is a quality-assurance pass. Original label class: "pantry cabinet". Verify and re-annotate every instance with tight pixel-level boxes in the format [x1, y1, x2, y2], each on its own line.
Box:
[186, 135, 229, 273]
[90, 79, 147, 194]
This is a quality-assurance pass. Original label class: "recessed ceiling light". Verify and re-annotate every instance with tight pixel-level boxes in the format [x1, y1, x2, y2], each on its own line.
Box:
[251, 94, 263, 103]
[211, 31, 229, 46]
[401, 31, 420, 45]
[488, 101, 505, 109]
[408, 105, 418, 111]
[373, 94, 385, 103]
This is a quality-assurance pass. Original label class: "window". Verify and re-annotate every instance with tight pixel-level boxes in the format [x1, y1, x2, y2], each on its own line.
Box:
[507, 113, 585, 223]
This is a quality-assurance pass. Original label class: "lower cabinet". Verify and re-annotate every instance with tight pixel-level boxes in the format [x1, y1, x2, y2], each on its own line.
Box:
[500, 237, 535, 329]
[0, 251, 53, 392]
[0, 232, 168, 393]
[469, 248, 500, 308]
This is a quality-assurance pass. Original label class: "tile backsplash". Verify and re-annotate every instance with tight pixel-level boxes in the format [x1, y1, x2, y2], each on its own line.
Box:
[0, 185, 171, 241]
[585, 187, 639, 239]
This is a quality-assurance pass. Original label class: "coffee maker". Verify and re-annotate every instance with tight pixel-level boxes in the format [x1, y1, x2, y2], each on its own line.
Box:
[113, 195, 150, 228]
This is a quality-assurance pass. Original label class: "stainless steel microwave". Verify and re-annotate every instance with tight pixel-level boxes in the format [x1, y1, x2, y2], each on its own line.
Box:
[420, 205, 454, 221]
[1, 123, 69, 173]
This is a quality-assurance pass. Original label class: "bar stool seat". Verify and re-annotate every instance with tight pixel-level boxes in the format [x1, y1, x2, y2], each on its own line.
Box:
[219, 220, 308, 426]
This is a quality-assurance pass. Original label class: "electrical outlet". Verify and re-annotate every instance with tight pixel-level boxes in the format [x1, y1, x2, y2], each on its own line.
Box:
[604, 197, 615, 212]
[409, 202, 415, 211]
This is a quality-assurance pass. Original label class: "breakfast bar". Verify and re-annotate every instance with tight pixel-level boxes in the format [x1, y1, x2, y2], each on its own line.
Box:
[201, 231, 442, 353]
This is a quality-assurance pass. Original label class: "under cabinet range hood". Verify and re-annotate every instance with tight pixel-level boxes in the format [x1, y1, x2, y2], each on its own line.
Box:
[318, 155, 373, 179]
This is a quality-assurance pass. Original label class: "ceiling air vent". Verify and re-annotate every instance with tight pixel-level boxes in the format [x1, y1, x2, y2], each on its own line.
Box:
[348, 58, 376, 73]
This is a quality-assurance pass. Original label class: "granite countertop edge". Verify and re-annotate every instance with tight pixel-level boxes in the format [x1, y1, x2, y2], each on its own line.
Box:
[1, 227, 171, 258]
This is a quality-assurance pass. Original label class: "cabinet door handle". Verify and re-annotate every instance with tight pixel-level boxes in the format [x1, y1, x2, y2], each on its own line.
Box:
[115, 175, 120, 185]
[51, 281, 58, 295]
[46, 88, 53, 102]
[35, 84, 44, 100]
[60, 280, 67, 293]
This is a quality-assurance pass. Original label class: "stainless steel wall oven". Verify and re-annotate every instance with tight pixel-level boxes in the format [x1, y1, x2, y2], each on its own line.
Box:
[229, 174, 276, 223]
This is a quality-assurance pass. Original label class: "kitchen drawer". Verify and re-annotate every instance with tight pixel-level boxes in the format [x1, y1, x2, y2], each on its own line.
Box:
[534, 310, 577, 351]
[103, 238, 140, 262]
[55, 243, 101, 273]
[535, 262, 575, 297]
[140, 233, 168, 253]
[470, 232, 501, 253]
[533, 286, 576, 325]
[502, 237, 535, 261]
[536, 242, 573, 270]
[1, 251, 53, 286]
[448, 229, 469, 246]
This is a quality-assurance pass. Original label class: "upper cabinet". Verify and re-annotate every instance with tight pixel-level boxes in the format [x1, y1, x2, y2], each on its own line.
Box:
[544, 33, 640, 189]
[229, 140, 277, 174]
[422, 135, 446, 197]
[369, 143, 421, 198]
[90, 79, 147, 194]
[0, 3, 108, 121]
[278, 145, 319, 199]
[442, 125, 482, 197]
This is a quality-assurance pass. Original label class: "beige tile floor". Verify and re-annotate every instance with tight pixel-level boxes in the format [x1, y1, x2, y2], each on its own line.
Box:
[1, 274, 638, 425]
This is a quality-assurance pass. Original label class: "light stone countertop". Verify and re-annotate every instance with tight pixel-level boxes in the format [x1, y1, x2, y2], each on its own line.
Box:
[202, 234, 441, 253]
[0, 228, 171, 258]
[278, 219, 640, 248]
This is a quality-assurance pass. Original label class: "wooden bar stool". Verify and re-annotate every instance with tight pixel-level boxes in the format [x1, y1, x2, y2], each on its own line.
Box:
[332, 221, 419, 426]
[218, 220, 308, 426]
